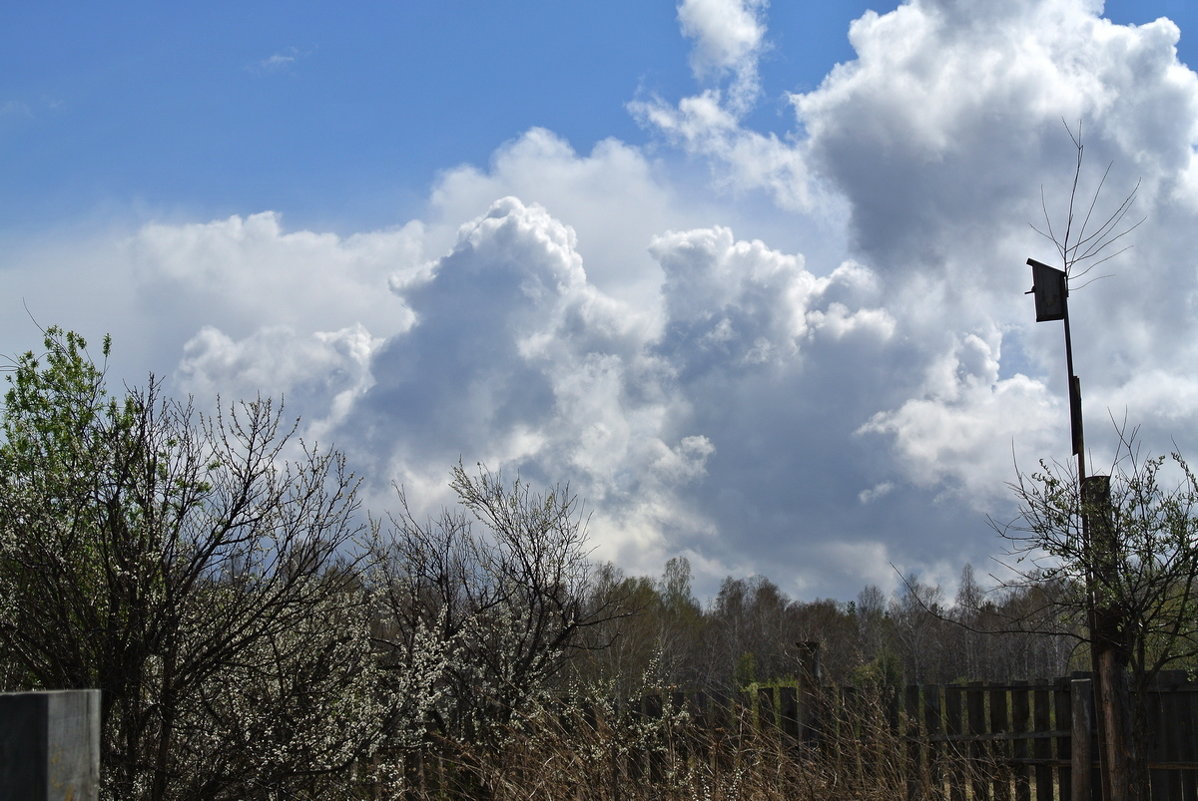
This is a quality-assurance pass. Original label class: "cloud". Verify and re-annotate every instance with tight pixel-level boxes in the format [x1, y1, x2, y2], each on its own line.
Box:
[625, 0, 1198, 593]
[125, 211, 425, 437]
[177, 324, 382, 440]
[0, 100, 32, 118]
[329, 197, 715, 568]
[630, 92, 811, 211]
[425, 127, 684, 307]
[250, 47, 311, 73]
[7, 0, 1198, 602]
[856, 333, 1059, 506]
[650, 226, 892, 375]
[783, 0, 1198, 478]
[676, 0, 769, 110]
[629, 1, 815, 212]
[130, 211, 424, 340]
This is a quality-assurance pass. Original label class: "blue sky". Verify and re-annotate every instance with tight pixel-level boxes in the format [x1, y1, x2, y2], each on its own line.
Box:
[3, 2, 840, 229]
[8, 1, 1187, 230]
[4, 1, 1198, 602]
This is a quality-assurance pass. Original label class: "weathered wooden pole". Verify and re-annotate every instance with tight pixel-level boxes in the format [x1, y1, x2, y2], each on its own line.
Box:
[1083, 475, 1138, 801]
[0, 689, 100, 801]
[1028, 257, 1131, 801]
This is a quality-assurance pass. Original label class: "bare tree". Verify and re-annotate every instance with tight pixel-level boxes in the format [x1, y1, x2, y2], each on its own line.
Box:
[371, 462, 624, 746]
[1031, 120, 1144, 287]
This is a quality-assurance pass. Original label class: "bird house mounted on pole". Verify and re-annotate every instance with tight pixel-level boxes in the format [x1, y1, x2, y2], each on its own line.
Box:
[1026, 258, 1067, 322]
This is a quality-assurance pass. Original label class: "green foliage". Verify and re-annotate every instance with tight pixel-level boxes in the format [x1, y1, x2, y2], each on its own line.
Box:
[1005, 433, 1198, 683]
[849, 647, 903, 691]
[734, 650, 758, 688]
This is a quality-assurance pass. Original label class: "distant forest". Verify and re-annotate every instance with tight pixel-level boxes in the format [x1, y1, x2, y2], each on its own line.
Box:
[567, 559, 1078, 695]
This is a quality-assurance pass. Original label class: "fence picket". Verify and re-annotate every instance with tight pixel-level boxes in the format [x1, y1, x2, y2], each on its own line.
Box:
[1012, 681, 1032, 801]
[1054, 678, 1072, 801]
[990, 684, 1013, 801]
[779, 685, 799, 740]
[1033, 686, 1053, 801]
[967, 682, 988, 801]
[924, 684, 946, 801]
[905, 685, 923, 801]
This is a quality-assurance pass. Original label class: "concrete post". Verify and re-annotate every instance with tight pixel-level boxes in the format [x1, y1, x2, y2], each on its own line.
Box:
[0, 690, 100, 801]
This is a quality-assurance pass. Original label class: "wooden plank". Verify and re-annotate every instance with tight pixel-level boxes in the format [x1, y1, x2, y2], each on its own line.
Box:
[946, 685, 965, 801]
[906, 685, 923, 801]
[708, 690, 733, 776]
[1070, 678, 1093, 801]
[689, 690, 710, 765]
[1179, 688, 1198, 801]
[1033, 686, 1054, 801]
[1012, 682, 1032, 801]
[625, 694, 645, 784]
[967, 682, 989, 801]
[925, 685, 946, 801]
[669, 690, 688, 765]
[842, 686, 864, 790]
[1148, 685, 1174, 801]
[1053, 679, 1072, 801]
[779, 686, 799, 739]
[737, 689, 753, 734]
[758, 685, 776, 731]
[799, 672, 822, 745]
[644, 692, 664, 783]
[991, 684, 1013, 801]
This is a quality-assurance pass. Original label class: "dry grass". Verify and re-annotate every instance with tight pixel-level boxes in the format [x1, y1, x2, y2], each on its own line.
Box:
[374, 686, 1011, 801]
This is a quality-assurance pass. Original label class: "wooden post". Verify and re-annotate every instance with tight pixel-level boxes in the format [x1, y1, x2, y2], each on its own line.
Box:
[796, 641, 822, 684]
[1085, 474, 1138, 801]
[0, 690, 100, 801]
[1072, 678, 1094, 801]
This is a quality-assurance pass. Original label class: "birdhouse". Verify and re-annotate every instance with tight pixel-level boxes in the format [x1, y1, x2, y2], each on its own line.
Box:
[1026, 258, 1067, 322]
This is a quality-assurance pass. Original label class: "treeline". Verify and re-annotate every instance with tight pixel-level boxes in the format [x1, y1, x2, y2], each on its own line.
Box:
[567, 560, 1080, 696]
[0, 328, 1082, 801]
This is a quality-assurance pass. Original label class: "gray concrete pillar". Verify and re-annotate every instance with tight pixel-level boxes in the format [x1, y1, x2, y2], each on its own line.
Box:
[0, 690, 100, 801]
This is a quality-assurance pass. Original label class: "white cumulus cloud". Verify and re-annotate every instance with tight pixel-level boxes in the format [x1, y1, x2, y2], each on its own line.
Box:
[7, 0, 1198, 601]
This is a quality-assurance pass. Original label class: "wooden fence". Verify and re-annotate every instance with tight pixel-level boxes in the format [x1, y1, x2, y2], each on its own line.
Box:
[699, 671, 1198, 801]
[382, 673, 1198, 800]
